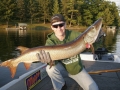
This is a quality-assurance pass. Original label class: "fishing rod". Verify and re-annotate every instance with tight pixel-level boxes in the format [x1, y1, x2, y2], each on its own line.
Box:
[88, 68, 120, 74]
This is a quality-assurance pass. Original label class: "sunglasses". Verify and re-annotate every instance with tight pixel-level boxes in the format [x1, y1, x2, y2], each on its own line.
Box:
[52, 23, 65, 28]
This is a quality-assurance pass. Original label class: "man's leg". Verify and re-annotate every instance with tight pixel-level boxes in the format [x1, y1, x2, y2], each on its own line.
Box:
[46, 63, 68, 90]
[69, 68, 99, 90]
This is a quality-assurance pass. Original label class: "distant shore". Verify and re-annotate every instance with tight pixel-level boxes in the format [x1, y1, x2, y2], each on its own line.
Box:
[0, 23, 87, 32]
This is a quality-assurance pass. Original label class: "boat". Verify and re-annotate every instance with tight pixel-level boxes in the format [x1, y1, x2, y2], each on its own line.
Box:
[5, 23, 27, 30]
[0, 48, 120, 90]
[0, 63, 47, 90]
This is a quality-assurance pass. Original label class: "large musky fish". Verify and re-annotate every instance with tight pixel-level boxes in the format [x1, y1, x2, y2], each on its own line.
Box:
[0, 18, 102, 78]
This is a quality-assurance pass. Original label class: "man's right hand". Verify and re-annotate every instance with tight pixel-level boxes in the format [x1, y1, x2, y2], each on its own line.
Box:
[36, 50, 51, 63]
[36, 50, 54, 68]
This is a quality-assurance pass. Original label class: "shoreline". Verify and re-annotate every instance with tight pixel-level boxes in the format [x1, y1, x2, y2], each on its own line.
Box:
[0, 23, 87, 30]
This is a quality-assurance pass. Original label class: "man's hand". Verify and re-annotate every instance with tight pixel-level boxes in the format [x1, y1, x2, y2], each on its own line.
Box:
[36, 50, 51, 63]
[36, 50, 54, 68]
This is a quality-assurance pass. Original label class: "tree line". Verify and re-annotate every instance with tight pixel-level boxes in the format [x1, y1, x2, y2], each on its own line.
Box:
[0, 0, 120, 27]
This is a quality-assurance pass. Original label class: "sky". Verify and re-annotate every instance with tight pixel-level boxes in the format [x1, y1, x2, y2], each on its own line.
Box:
[109, 0, 120, 6]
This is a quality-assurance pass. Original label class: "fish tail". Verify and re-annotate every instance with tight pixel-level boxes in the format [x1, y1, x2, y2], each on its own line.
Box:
[0, 59, 12, 67]
[0, 59, 18, 78]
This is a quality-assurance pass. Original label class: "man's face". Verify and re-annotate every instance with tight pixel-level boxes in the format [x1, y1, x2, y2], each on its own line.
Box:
[51, 21, 66, 36]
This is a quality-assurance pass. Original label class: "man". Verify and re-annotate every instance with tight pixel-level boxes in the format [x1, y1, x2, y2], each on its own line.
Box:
[38, 14, 99, 90]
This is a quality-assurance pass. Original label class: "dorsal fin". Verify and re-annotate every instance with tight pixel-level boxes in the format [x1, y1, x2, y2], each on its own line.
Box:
[16, 46, 29, 54]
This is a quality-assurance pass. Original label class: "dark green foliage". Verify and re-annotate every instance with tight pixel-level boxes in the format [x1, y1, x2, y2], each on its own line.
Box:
[0, 0, 120, 27]
[0, 0, 17, 26]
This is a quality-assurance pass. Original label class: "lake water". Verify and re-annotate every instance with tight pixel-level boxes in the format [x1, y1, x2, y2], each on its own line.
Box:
[0, 28, 119, 87]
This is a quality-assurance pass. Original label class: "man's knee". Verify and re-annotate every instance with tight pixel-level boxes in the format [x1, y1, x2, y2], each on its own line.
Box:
[46, 65, 55, 76]
[46, 63, 67, 77]
[89, 82, 99, 90]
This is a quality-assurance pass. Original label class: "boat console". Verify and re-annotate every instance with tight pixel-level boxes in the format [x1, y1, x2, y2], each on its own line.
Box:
[95, 47, 108, 60]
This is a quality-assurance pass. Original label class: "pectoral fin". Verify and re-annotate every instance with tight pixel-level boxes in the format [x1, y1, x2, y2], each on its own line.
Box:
[85, 43, 95, 54]
[90, 44, 95, 54]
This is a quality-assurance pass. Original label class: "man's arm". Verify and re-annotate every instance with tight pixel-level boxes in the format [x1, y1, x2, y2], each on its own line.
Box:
[36, 38, 56, 68]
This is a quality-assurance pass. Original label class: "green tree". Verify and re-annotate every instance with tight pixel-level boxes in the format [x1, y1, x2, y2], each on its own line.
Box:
[0, 0, 17, 27]
[28, 0, 39, 24]
[103, 8, 113, 26]
[82, 9, 93, 26]
[67, 0, 79, 27]
[75, 0, 84, 26]
[16, 0, 28, 22]
[109, 2, 120, 27]
[38, 0, 50, 24]
[100, 1, 114, 27]
[117, 5, 120, 26]
[52, 0, 60, 15]
[60, 0, 69, 24]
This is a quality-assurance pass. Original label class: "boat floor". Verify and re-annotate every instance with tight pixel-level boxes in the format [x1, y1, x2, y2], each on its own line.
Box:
[32, 60, 120, 90]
